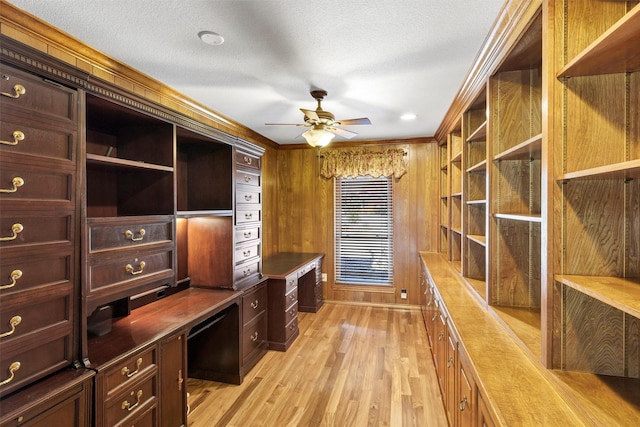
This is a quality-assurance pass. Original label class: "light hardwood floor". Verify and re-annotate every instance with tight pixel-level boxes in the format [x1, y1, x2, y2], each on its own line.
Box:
[187, 302, 448, 427]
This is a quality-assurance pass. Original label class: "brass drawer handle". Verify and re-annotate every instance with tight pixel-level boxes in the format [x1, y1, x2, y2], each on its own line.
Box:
[0, 223, 23, 241]
[459, 396, 468, 412]
[243, 231, 252, 239]
[121, 389, 143, 412]
[125, 261, 146, 276]
[243, 268, 251, 277]
[124, 228, 145, 242]
[1, 270, 22, 290]
[0, 130, 25, 146]
[0, 316, 22, 339]
[0, 177, 24, 193]
[289, 308, 296, 317]
[178, 369, 183, 391]
[244, 175, 252, 183]
[1, 84, 26, 99]
[250, 331, 259, 342]
[288, 293, 296, 302]
[121, 357, 143, 378]
[0, 361, 20, 387]
[431, 312, 438, 322]
[244, 212, 253, 220]
[447, 356, 454, 368]
[243, 156, 252, 165]
[243, 250, 251, 257]
[438, 331, 444, 341]
[244, 194, 253, 201]
[250, 300, 259, 309]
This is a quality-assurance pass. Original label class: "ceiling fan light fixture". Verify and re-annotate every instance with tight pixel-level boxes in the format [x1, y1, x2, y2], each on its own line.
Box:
[302, 126, 335, 147]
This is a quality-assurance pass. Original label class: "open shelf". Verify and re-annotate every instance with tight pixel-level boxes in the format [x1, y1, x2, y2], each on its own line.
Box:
[490, 305, 541, 360]
[555, 275, 640, 319]
[87, 153, 174, 172]
[467, 199, 487, 205]
[451, 151, 462, 162]
[467, 234, 486, 247]
[556, 159, 640, 181]
[557, 4, 640, 78]
[493, 134, 542, 162]
[466, 159, 487, 173]
[493, 213, 542, 223]
[466, 120, 487, 142]
[177, 210, 233, 218]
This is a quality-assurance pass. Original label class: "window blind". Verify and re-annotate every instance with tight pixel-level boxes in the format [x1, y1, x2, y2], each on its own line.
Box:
[335, 176, 393, 285]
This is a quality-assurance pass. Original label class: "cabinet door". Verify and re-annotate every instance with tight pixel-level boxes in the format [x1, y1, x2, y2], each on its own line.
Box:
[160, 332, 187, 427]
[457, 354, 475, 427]
[477, 391, 495, 427]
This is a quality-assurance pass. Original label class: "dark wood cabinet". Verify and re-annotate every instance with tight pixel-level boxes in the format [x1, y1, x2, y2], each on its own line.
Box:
[240, 279, 268, 375]
[160, 332, 187, 427]
[0, 63, 79, 398]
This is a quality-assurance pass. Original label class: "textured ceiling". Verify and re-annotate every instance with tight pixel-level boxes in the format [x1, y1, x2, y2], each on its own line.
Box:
[6, 0, 505, 145]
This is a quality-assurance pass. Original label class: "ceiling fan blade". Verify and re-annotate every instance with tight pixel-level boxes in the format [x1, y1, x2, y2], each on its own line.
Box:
[300, 108, 320, 122]
[334, 117, 371, 126]
[326, 126, 357, 139]
[265, 123, 307, 126]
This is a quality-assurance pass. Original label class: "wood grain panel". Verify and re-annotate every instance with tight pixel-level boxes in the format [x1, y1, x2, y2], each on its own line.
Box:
[563, 286, 624, 376]
[274, 141, 438, 305]
[628, 178, 640, 278]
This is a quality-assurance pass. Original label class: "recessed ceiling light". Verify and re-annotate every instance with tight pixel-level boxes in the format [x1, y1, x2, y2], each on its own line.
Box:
[401, 113, 417, 121]
[198, 31, 224, 46]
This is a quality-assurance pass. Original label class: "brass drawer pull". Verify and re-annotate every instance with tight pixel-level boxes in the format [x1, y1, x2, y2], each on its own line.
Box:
[0, 362, 20, 387]
[244, 194, 253, 201]
[243, 250, 251, 257]
[244, 212, 253, 220]
[438, 331, 444, 341]
[250, 331, 259, 342]
[1, 270, 22, 290]
[243, 231, 252, 239]
[124, 228, 145, 242]
[0, 316, 22, 339]
[0, 177, 24, 193]
[243, 156, 252, 165]
[0, 130, 25, 146]
[121, 357, 143, 378]
[250, 300, 259, 309]
[244, 175, 252, 183]
[447, 356, 454, 368]
[289, 293, 296, 301]
[459, 396, 468, 412]
[431, 312, 438, 321]
[289, 308, 296, 317]
[0, 223, 23, 241]
[243, 268, 251, 277]
[178, 369, 184, 391]
[125, 261, 146, 276]
[121, 389, 143, 412]
[1, 84, 26, 99]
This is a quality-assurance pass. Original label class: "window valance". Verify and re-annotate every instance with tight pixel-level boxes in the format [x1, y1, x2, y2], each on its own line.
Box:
[319, 146, 407, 179]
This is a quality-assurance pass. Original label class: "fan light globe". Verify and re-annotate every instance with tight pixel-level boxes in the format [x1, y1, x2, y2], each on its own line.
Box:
[302, 126, 336, 147]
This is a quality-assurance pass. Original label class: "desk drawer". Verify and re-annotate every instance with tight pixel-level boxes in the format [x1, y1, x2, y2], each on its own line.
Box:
[242, 312, 267, 363]
[236, 207, 261, 225]
[88, 216, 174, 253]
[0, 156, 74, 205]
[236, 186, 261, 205]
[235, 151, 261, 170]
[0, 210, 73, 250]
[285, 303, 298, 325]
[235, 242, 260, 265]
[242, 282, 267, 325]
[0, 113, 76, 162]
[284, 317, 298, 342]
[235, 226, 260, 244]
[234, 259, 260, 283]
[235, 170, 260, 187]
[285, 274, 298, 294]
[104, 373, 157, 427]
[285, 287, 298, 310]
[103, 346, 157, 399]
[0, 247, 72, 297]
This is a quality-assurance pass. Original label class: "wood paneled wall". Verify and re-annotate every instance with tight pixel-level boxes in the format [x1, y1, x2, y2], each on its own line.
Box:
[263, 140, 440, 306]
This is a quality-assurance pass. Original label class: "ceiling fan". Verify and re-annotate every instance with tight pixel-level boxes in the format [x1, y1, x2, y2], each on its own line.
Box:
[266, 90, 371, 147]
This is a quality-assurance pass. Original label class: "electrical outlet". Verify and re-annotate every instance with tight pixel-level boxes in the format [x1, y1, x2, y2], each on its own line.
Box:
[400, 288, 407, 299]
[321, 273, 327, 282]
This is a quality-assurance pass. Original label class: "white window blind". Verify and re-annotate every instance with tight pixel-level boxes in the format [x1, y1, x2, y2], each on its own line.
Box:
[335, 176, 393, 285]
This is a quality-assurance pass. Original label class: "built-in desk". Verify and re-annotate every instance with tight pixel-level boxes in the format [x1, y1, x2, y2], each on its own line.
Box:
[262, 253, 324, 351]
[86, 287, 243, 426]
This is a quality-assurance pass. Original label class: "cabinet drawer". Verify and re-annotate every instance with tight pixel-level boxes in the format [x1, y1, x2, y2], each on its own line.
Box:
[105, 373, 157, 427]
[0, 285, 73, 350]
[236, 207, 261, 225]
[0, 247, 73, 296]
[285, 287, 298, 310]
[234, 259, 260, 283]
[285, 274, 298, 294]
[235, 151, 261, 170]
[0, 210, 73, 249]
[103, 346, 157, 399]
[242, 312, 267, 363]
[236, 186, 261, 205]
[87, 248, 173, 294]
[284, 317, 298, 341]
[0, 65, 77, 123]
[242, 283, 267, 325]
[235, 226, 260, 244]
[285, 303, 298, 325]
[235, 242, 260, 265]
[297, 261, 316, 278]
[0, 334, 72, 397]
[88, 216, 174, 253]
[0, 156, 74, 204]
[0, 113, 76, 163]
[235, 169, 260, 187]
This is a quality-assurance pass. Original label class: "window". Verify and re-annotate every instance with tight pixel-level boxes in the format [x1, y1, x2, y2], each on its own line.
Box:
[335, 176, 393, 285]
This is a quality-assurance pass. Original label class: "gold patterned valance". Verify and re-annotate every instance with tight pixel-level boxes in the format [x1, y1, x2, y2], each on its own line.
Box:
[319, 146, 408, 179]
